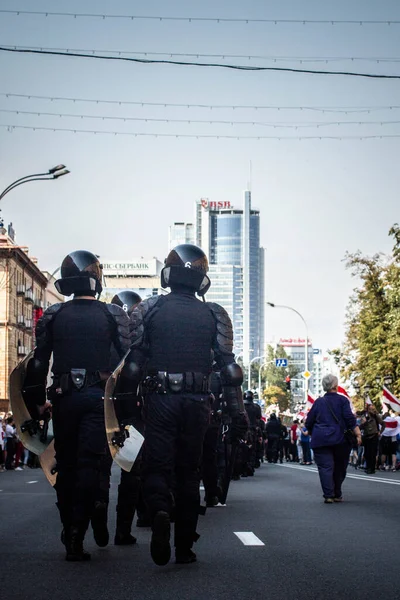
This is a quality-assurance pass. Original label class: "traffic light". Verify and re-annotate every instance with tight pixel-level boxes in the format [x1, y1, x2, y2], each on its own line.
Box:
[285, 376, 291, 391]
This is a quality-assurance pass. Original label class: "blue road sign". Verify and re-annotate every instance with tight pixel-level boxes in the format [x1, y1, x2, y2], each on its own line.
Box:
[313, 349, 320, 355]
[275, 358, 288, 367]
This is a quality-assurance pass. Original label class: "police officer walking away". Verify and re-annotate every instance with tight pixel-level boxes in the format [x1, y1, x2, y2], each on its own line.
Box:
[127, 244, 247, 566]
[25, 251, 131, 561]
[110, 290, 147, 544]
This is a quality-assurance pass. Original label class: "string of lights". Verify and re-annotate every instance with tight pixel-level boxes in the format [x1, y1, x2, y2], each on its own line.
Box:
[2, 47, 400, 79]
[1, 45, 399, 64]
[2, 108, 400, 129]
[2, 123, 399, 140]
[1, 10, 399, 25]
[2, 93, 398, 114]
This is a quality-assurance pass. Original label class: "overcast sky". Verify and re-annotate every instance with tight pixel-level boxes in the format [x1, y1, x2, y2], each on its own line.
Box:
[0, 0, 399, 351]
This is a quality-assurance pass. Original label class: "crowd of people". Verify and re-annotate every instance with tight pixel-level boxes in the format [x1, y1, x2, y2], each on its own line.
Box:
[0, 414, 40, 471]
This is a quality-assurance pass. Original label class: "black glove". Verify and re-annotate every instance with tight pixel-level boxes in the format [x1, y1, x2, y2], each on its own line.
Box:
[230, 412, 249, 441]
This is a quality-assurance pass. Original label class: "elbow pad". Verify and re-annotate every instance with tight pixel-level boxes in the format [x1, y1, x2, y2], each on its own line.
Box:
[22, 357, 48, 409]
[220, 363, 244, 416]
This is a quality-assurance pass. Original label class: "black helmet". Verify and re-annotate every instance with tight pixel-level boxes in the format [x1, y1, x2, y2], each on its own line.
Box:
[55, 250, 103, 297]
[161, 244, 211, 296]
[244, 390, 254, 404]
[111, 290, 142, 315]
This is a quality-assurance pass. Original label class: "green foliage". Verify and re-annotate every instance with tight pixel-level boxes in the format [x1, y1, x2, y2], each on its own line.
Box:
[335, 224, 400, 403]
[254, 344, 300, 411]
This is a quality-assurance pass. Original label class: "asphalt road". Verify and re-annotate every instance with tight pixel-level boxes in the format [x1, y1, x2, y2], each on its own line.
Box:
[1, 462, 399, 600]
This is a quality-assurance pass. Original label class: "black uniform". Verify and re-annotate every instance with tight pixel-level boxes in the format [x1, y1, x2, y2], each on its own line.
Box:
[266, 414, 281, 463]
[202, 371, 224, 506]
[28, 250, 131, 561]
[243, 393, 262, 471]
[126, 244, 246, 566]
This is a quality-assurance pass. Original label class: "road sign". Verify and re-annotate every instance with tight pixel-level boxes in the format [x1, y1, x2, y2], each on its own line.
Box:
[302, 370, 312, 379]
[275, 358, 288, 368]
[313, 349, 320, 355]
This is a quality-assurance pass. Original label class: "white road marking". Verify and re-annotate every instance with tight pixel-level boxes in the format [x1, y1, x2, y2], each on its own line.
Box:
[199, 485, 205, 491]
[277, 463, 400, 486]
[234, 532, 265, 546]
[26, 480, 38, 484]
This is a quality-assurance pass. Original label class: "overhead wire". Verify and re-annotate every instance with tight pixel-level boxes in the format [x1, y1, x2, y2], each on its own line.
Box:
[2, 93, 398, 114]
[1, 45, 400, 64]
[2, 123, 400, 140]
[2, 108, 400, 129]
[1, 47, 400, 79]
[0, 10, 399, 25]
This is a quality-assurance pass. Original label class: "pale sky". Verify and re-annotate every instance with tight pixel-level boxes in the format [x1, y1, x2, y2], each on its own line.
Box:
[0, 0, 399, 352]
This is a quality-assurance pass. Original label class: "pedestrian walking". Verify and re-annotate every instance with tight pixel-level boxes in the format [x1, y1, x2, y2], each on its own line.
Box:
[5, 416, 16, 470]
[289, 420, 299, 462]
[359, 405, 385, 474]
[305, 374, 361, 503]
[300, 423, 312, 465]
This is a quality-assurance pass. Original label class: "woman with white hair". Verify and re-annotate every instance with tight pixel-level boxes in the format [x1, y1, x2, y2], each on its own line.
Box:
[305, 374, 361, 503]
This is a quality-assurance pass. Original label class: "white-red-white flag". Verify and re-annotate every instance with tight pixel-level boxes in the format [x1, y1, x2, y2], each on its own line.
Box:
[306, 393, 315, 412]
[382, 386, 400, 414]
[381, 416, 400, 437]
[365, 396, 373, 406]
[337, 385, 356, 414]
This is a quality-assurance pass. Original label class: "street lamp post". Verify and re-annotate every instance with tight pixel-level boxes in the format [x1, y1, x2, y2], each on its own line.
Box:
[248, 355, 266, 391]
[266, 302, 310, 404]
[0, 164, 70, 202]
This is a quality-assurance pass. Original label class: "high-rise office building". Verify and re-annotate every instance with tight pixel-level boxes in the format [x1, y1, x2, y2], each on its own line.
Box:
[195, 195, 265, 361]
[168, 222, 195, 250]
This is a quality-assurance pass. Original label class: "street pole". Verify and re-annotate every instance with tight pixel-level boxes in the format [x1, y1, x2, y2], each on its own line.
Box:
[266, 302, 310, 405]
[43, 266, 61, 309]
[248, 355, 266, 391]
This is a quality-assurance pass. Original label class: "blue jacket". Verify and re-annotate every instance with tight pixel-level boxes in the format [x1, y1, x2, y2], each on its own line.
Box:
[305, 392, 356, 449]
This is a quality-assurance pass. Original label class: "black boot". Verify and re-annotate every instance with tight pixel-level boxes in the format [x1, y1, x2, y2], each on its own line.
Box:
[114, 517, 137, 546]
[65, 526, 91, 562]
[175, 548, 197, 564]
[91, 501, 109, 547]
[150, 511, 171, 566]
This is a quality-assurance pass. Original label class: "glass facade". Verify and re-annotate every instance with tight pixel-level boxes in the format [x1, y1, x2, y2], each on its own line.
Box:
[168, 222, 195, 250]
[196, 200, 264, 359]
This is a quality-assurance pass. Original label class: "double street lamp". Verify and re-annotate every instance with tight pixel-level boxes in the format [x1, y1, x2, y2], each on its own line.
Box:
[0, 164, 70, 202]
[266, 302, 310, 404]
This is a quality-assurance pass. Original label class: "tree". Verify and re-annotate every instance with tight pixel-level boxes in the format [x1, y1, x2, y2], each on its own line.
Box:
[262, 385, 288, 412]
[332, 224, 400, 404]
[255, 344, 300, 411]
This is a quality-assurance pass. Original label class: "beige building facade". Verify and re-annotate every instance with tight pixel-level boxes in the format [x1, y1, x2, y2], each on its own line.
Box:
[0, 230, 62, 412]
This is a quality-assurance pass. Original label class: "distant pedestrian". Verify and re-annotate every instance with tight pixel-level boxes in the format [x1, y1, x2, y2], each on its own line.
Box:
[300, 423, 312, 465]
[305, 375, 361, 503]
[359, 405, 385, 474]
[379, 415, 400, 472]
[289, 420, 299, 462]
[5, 416, 16, 470]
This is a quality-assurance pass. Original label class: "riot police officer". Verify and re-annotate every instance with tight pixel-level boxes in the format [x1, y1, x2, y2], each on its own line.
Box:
[243, 391, 262, 471]
[26, 251, 131, 561]
[126, 244, 247, 566]
[110, 290, 147, 545]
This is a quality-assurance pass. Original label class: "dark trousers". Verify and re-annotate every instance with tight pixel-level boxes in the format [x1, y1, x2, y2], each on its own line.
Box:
[143, 392, 210, 550]
[363, 436, 379, 472]
[52, 387, 108, 528]
[301, 441, 311, 463]
[313, 443, 351, 499]
[5, 438, 15, 469]
[202, 423, 220, 501]
[290, 442, 298, 461]
[267, 436, 280, 463]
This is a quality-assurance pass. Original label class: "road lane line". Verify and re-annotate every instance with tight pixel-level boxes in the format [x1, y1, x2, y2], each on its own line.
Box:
[26, 480, 38, 484]
[234, 532, 265, 546]
[276, 463, 400, 485]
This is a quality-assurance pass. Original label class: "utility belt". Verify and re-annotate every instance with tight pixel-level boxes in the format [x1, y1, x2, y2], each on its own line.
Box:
[143, 372, 210, 395]
[49, 368, 111, 398]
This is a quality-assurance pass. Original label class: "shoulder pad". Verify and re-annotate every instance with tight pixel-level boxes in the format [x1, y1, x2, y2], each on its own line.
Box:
[35, 303, 64, 349]
[104, 303, 131, 352]
[130, 295, 163, 347]
[206, 302, 233, 353]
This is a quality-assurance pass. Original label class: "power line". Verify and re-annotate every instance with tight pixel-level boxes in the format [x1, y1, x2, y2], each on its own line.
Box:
[2, 47, 400, 79]
[2, 123, 400, 140]
[3, 108, 400, 129]
[1, 10, 399, 25]
[2, 44, 400, 64]
[2, 92, 398, 114]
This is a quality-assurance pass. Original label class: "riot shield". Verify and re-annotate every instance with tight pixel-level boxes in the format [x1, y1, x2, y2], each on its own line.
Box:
[9, 351, 53, 456]
[104, 356, 144, 473]
[39, 440, 57, 486]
